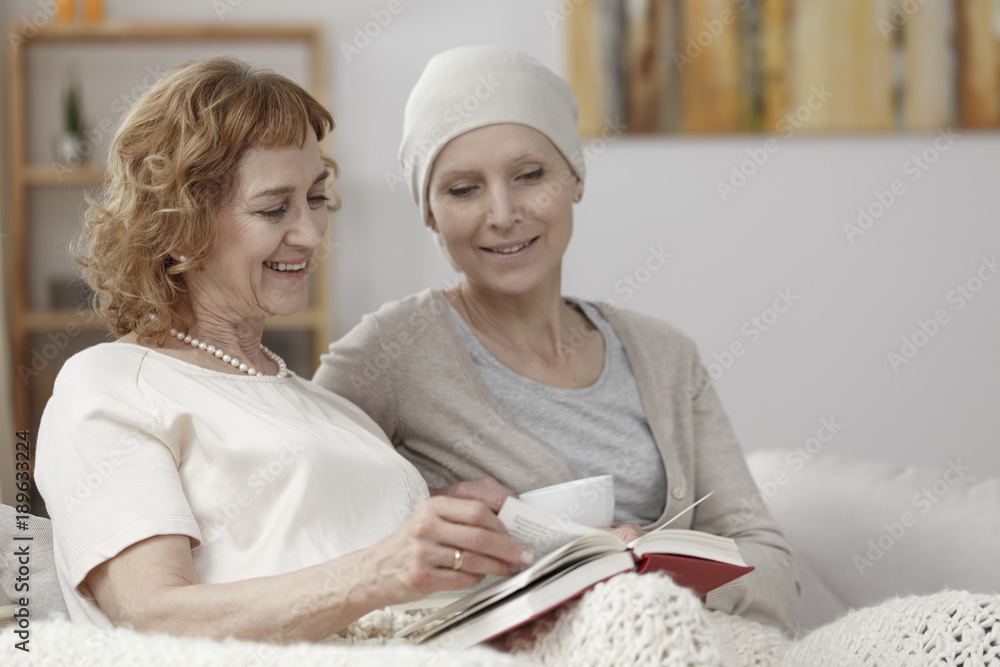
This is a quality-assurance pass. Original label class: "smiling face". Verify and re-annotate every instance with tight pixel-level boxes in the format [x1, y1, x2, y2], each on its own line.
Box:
[427, 123, 583, 297]
[184, 134, 330, 322]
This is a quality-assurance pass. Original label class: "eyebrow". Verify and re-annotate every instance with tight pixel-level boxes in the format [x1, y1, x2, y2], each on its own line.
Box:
[249, 170, 330, 199]
[435, 153, 545, 181]
[508, 151, 544, 164]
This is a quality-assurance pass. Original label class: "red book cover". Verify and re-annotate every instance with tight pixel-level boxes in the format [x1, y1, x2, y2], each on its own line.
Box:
[634, 553, 755, 597]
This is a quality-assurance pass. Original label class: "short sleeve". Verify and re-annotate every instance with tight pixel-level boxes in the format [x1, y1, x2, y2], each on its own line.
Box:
[34, 345, 202, 596]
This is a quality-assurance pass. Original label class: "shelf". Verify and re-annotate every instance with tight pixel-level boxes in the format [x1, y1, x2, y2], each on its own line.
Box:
[24, 165, 105, 186]
[24, 310, 108, 332]
[7, 22, 332, 440]
[23, 308, 328, 333]
[11, 21, 322, 43]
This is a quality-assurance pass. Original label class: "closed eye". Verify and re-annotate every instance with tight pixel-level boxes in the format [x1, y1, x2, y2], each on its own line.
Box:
[449, 185, 476, 197]
[520, 168, 543, 181]
[258, 207, 286, 221]
[308, 195, 329, 208]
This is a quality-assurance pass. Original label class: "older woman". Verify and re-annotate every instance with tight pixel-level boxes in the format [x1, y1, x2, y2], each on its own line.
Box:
[34, 57, 531, 642]
[314, 46, 801, 629]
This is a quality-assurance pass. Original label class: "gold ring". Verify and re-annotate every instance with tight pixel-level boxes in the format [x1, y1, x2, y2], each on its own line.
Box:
[451, 548, 465, 571]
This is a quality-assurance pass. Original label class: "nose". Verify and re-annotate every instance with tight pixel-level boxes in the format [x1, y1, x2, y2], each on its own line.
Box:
[285, 204, 328, 251]
[485, 183, 520, 229]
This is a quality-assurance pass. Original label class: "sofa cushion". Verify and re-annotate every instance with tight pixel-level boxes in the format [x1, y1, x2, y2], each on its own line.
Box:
[745, 450, 1000, 629]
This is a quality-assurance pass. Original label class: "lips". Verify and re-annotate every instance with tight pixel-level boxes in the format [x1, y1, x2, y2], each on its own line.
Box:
[484, 237, 538, 254]
[263, 259, 308, 272]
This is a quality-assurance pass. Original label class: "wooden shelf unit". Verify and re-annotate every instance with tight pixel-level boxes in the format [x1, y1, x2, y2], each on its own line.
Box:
[5, 21, 333, 436]
[24, 164, 105, 186]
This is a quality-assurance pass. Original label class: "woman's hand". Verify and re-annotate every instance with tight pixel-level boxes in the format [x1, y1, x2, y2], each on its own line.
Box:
[361, 496, 533, 607]
[607, 522, 645, 543]
[431, 476, 518, 513]
[84, 499, 532, 643]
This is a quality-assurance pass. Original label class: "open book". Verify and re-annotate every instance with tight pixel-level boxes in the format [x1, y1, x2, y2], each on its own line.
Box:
[396, 496, 754, 650]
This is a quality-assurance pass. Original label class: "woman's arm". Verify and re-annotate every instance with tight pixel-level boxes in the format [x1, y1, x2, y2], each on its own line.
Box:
[314, 313, 399, 439]
[87, 496, 532, 642]
[689, 378, 802, 629]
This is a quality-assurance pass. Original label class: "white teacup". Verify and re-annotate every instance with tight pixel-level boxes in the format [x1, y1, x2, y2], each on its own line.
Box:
[519, 475, 615, 528]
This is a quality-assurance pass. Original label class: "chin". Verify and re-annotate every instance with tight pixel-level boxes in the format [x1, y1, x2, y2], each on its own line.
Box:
[479, 267, 557, 296]
[265, 294, 309, 319]
[483, 280, 547, 297]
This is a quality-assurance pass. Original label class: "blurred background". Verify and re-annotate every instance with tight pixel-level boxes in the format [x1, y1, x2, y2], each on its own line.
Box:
[2, 0, 999, 513]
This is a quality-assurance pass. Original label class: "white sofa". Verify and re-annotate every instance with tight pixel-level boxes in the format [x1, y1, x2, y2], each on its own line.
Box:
[3, 452, 998, 665]
[745, 449, 1000, 633]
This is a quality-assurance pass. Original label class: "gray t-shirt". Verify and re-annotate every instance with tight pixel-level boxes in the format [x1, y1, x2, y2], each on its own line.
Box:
[448, 300, 667, 524]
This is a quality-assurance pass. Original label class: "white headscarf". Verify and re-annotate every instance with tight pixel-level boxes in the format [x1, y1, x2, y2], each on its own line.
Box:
[399, 46, 586, 237]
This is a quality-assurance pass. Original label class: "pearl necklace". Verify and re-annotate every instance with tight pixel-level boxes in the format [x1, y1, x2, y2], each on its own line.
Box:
[169, 328, 289, 378]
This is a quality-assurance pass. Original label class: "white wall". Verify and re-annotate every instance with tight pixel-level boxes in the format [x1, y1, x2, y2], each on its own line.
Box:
[4, 0, 999, 477]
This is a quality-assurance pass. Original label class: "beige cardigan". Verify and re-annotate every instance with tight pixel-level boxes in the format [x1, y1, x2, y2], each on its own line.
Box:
[314, 288, 801, 628]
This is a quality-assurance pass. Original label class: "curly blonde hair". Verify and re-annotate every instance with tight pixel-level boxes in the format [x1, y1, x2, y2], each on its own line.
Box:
[74, 56, 340, 341]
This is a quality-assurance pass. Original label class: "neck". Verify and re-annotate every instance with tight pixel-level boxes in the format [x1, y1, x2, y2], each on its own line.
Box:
[173, 302, 272, 375]
[448, 274, 582, 360]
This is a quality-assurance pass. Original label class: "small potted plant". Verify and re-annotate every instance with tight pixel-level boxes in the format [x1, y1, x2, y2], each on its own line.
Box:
[57, 69, 87, 166]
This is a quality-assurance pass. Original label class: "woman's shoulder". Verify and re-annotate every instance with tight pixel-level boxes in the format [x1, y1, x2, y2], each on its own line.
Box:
[346, 288, 452, 341]
[582, 300, 698, 353]
[368, 288, 448, 321]
[53, 341, 205, 399]
[46, 343, 160, 422]
[55, 341, 152, 384]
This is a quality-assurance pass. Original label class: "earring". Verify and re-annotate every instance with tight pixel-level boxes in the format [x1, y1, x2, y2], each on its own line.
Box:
[178, 255, 187, 263]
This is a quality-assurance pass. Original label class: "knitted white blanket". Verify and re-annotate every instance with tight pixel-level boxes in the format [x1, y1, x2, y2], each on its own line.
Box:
[3, 573, 998, 667]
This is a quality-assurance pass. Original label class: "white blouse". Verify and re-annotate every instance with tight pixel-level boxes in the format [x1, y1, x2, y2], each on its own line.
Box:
[35, 343, 429, 627]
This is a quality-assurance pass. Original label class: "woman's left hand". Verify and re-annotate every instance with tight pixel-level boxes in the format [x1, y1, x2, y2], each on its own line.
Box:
[607, 522, 645, 542]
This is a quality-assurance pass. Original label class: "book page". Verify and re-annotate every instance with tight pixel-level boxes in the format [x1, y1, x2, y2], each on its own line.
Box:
[396, 499, 614, 637]
[497, 497, 606, 560]
[631, 528, 746, 566]
[397, 499, 608, 612]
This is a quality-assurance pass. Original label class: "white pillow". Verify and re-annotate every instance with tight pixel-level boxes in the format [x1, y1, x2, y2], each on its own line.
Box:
[746, 450, 1000, 628]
